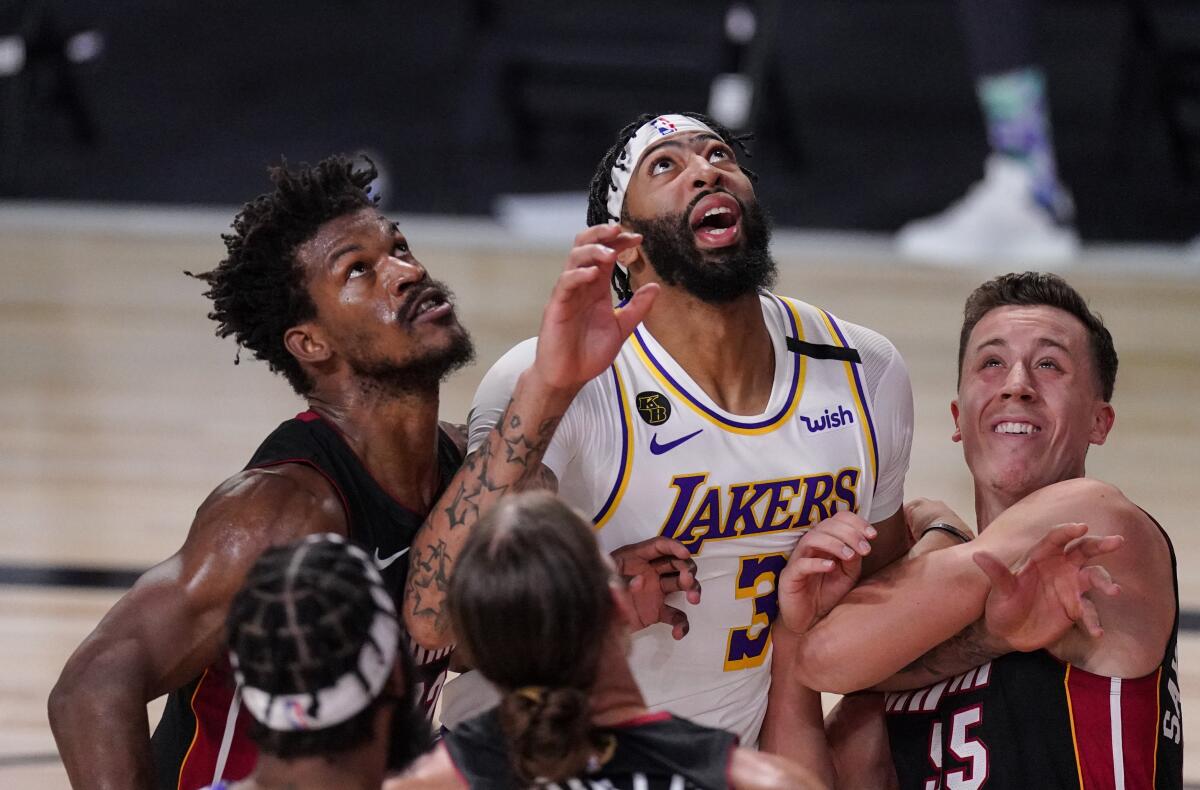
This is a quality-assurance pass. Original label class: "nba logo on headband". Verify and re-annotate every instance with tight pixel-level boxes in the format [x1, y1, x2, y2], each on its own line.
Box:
[605, 113, 719, 223]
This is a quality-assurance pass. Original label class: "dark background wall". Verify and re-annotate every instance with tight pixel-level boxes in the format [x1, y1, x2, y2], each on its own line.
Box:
[3, 0, 1198, 240]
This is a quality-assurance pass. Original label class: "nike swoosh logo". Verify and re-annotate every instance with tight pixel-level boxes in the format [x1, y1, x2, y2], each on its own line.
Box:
[650, 429, 703, 455]
[374, 546, 410, 569]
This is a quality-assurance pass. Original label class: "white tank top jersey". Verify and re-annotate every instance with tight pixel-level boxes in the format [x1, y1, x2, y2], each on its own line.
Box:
[449, 291, 913, 745]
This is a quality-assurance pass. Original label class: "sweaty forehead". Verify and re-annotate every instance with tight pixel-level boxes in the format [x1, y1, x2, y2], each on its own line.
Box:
[296, 209, 389, 263]
[968, 304, 1089, 353]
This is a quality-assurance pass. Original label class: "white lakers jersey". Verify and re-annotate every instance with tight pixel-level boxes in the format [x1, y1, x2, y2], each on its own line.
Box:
[457, 291, 913, 744]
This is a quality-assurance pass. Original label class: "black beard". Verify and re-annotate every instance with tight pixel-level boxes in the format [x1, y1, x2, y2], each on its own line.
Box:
[345, 279, 476, 397]
[348, 326, 475, 398]
[623, 194, 776, 304]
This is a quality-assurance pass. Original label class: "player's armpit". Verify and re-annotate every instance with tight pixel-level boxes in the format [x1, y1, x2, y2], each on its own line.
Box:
[48, 466, 346, 790]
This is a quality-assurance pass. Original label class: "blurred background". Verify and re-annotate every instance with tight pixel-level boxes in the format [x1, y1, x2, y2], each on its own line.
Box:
[3, 0, 1200, 239]
[2, 0, 1200, 786]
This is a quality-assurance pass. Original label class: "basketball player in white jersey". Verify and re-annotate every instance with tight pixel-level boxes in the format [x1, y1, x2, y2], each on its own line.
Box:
[440, 112, 914, 775]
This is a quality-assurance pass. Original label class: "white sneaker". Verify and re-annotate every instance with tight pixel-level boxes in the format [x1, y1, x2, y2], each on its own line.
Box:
[896, 155, 1080, 266]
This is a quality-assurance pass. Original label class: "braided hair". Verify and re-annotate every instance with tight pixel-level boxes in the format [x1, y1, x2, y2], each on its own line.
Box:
[188, 155, 378, 395]
[585, 112, 758, 300]
[227, 534, 410, 758]
[449, 492, 617, 783]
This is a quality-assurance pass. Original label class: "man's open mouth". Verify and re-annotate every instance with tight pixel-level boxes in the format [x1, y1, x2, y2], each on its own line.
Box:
[403, 286, 453, 325]
[689, 193, 743, 248]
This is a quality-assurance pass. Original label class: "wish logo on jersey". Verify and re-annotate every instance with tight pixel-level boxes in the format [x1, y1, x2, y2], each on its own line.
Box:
[658, 468, 861, 554]
[798, 404, 854, 433]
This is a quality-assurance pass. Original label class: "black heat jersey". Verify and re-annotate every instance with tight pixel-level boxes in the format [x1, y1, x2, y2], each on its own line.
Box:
[444, 709, 737, 789]
[886, 516, 1182, 789]
[150, 409, 463, 790]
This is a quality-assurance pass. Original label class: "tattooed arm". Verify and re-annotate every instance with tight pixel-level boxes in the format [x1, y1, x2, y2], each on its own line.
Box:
[404, 224, 658, 650]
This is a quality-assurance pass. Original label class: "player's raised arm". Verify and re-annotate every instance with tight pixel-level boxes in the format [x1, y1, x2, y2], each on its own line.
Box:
[48, 466, 345, 790]
[404, 225, 658, 650]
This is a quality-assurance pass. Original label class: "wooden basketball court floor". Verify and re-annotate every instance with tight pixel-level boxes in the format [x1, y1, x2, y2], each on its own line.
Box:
[1, 204, 1197, 786]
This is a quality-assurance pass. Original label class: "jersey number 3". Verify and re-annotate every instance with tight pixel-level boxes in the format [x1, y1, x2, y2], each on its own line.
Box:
[724, 553, 788, 671]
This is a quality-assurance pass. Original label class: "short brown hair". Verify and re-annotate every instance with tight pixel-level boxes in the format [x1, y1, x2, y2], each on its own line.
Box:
[958, 272, 1118, 401]
[449, 492, 615, 784]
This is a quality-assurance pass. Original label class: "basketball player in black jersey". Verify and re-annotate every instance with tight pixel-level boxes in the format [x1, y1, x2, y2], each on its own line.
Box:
[48, 155, 682, 790]
[386, 491, 821, 790]
[775, 273, 1182, 788]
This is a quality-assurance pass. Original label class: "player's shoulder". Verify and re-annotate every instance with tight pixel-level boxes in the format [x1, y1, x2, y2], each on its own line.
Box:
[490, 336, 539, 375]
[197, 464, 346, 539]
[1021, 477, 1159, 542]
[770, 292, 902, 367]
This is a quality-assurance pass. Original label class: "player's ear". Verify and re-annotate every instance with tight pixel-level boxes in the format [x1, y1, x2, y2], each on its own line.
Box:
[284, 322, 332, 366]
[1089, 401, 1115, 446]
[616, 243, 641, 268]
[950, 400, 962, 443]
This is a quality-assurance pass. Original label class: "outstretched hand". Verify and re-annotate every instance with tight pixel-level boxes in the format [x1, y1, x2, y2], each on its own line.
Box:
[532, 224, 658, 392]
[974, 522, 1123, 653]
[611, 536, 701, 640]
[777, 511, 877, 635]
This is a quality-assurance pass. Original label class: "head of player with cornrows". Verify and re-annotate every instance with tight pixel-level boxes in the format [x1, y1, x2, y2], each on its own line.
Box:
[211, 533, 431, 790]
[586, 112, 775, 306]
[386, 491, 826, 790]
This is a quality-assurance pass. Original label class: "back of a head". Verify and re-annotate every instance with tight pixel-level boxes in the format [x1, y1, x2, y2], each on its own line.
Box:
[227, 533, 409, 760]
[449, 492, 615, 783]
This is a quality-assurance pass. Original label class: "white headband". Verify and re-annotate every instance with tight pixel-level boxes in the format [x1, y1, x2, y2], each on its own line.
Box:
[233, 534, 401, 732]
[604, 114, 719, 222]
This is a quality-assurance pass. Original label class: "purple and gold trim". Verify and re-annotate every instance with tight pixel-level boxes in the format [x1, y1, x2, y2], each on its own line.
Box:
[593, 365, 634, 529]
[630, 295, 806, 435]
[817, 309, 879, 488]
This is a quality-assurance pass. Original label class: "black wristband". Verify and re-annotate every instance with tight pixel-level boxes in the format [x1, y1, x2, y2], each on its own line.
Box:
[920, 522, 973, 544]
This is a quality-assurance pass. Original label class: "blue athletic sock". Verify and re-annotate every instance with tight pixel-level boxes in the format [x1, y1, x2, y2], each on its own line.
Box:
[977, 67, 1071, 222]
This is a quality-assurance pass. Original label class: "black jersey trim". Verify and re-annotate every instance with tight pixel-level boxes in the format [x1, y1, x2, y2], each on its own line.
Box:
[786, 336, 862, 363]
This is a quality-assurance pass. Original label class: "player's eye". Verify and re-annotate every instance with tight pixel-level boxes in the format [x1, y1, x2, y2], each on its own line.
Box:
[709, 147, 731, 163]
[347, 261, 368, 279]
[649, 157, 673, 175]
[1037, 358, 1060, 370]
[981, 357, 1003, 368]
[394, 240, 410, 255]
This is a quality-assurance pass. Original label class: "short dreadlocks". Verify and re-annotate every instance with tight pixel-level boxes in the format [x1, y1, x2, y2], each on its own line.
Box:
[190, 156, 378, 395]
[585, 112, 758, 300]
